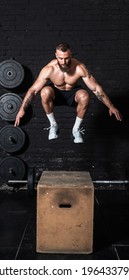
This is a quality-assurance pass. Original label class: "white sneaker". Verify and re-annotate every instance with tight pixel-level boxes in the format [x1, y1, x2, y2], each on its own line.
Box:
[44, 124, 58, 140]
[72, 128, 85, 143]
[48, 124, 58, 140]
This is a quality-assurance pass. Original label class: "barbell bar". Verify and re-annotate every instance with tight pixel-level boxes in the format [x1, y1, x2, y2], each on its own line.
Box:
[8, 179, 129, 184]
[8, 177, 129, 197]
[93, 180, 129, 184]
[8, 180, 30, 184]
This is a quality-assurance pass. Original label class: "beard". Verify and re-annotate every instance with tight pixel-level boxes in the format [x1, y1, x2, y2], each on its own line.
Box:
[58, 59, 71, 72]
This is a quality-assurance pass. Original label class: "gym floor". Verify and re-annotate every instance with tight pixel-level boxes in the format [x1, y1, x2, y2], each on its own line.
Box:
[0, 186, 129, 260]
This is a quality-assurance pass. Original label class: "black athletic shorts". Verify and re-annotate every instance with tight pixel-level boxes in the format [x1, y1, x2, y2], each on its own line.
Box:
[48, 84, 84, 106]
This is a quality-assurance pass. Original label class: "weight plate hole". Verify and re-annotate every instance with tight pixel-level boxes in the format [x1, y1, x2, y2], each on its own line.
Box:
[7, 71, 13, 77]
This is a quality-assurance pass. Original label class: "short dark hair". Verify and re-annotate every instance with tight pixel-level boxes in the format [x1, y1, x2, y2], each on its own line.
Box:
[56, 43, 71, 52]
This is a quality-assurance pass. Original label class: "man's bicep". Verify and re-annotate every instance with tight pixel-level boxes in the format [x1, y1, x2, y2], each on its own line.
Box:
[35, 65, 52, 91]
[82, 75, 97, 91]
[32, 75, 48, 93]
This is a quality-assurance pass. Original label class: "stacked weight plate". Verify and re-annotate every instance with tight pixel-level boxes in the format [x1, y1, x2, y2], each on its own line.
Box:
[0, 125, 25, 153]
[0, 93, 23, 121]
[0, 59, 24, 89]
[0, 156, 26, 183]
[0, 59, 27, 187]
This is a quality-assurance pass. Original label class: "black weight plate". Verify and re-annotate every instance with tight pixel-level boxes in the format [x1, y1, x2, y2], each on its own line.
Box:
[0, 93, 22, 121]
[27, 167, 34, 196]
[0, 59, 24, 88]
[0, 125, 25, 153]
[0, 156, 26, 182]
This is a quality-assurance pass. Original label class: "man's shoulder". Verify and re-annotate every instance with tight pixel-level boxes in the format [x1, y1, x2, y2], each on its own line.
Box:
[72, 59, 91, 78]
[47, 59, 57, 67]
[73, 59, 87, 74]
[72, 58, 86, 69]
[42, 59, 57, 72]
[40, 59, 57, 75]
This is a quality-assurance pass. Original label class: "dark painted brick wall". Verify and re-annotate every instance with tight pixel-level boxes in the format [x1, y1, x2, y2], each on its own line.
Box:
[0, 0, 129, 186]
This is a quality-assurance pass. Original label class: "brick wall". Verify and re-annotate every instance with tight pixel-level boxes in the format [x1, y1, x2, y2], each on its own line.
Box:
[0, 0, 129, 186]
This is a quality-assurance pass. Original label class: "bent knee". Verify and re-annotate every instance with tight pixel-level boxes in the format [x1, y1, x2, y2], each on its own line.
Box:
[41, 86, 55, 100]
[75, 90, 90, 104]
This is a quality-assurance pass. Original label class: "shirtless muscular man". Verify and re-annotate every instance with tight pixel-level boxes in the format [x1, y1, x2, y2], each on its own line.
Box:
[14, 43, 122, 143]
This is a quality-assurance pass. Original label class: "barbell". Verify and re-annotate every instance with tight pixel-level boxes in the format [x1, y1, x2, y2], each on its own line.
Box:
[0, 156, 34, 196]
[8, 179, 129, 184]
[8, 167, 35, 197]
[8, 177, 129, 197]
[1, 157, 128, 196]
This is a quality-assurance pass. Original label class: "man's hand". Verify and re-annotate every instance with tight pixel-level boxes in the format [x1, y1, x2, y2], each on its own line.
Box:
[109, 106, 122, 121]
[14, 109, 25, 126]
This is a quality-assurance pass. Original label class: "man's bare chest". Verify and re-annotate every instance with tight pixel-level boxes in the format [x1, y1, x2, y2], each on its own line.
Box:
[49, 70, 80, 86]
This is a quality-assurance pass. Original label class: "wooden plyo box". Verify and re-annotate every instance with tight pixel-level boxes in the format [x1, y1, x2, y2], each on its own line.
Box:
[36, 171, 94, 254]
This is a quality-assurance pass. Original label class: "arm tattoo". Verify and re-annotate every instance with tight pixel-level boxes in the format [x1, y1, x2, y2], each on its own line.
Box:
[96, 91, 105, 103]
[23, 94, 34, 111]
[96, 91, 113, 107]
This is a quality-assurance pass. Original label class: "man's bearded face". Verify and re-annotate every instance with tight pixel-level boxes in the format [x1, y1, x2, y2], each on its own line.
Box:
[56, 50, 72, 72]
